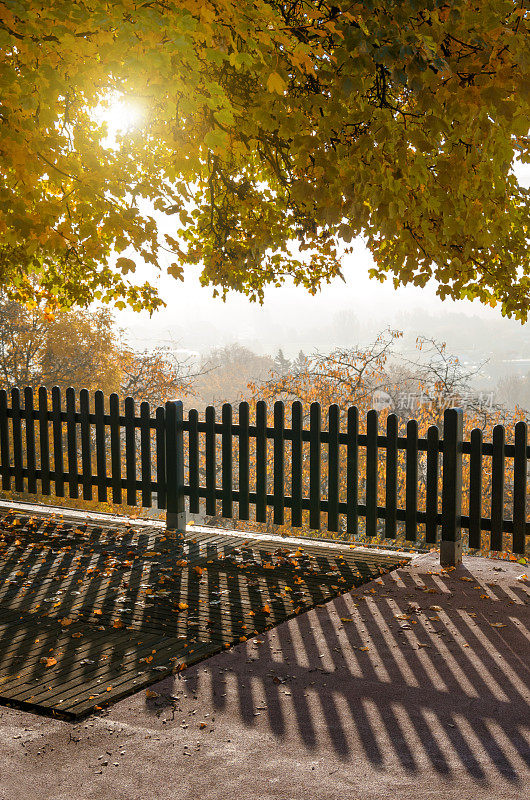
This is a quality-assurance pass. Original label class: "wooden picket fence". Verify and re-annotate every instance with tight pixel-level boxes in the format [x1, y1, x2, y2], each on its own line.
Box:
[0, 387, 528, 561]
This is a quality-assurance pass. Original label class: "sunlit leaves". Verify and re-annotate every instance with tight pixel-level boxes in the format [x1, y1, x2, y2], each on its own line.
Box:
[0, 0, 528, 316]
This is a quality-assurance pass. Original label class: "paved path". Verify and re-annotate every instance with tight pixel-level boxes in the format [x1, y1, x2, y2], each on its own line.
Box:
[0, 550, 528, 799]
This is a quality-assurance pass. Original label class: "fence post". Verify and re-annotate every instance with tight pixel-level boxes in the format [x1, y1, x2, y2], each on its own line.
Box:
[165, 400, 187, 531]
[441, 407, 464, 567]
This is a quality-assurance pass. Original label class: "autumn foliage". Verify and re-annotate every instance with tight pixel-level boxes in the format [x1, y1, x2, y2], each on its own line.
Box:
[0, 1, 528, 317]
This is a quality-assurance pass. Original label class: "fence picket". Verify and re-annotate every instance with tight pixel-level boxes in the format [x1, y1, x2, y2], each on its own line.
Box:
[490, 425, 505, 552]
[256, 401, 267, 523]
[327, 404, 340, 533]
[0, 390, 10, 491]
[291, 401, 303, 528]
[38, 387, 51, 496]
[385, 414, 398, 539]
[273, 401, 285, 526]
[51, 387, 64, 497]
[238, 402, 250, 521]
[513, 421, 527, 555]
[109, 393, 122, 505]
[79, 388, 92, 501]
[309, 402, 321, 530]
[188, 408, 199, 514]
[365, 409, 378, 537]
[468, 428, 483, 549]
[405, 419, 419, 542]
[124, 396, 136, 506]
[222, 403, 233, 519]
[155, 405, 165, 509]
[425, 425, 439, 544]
[140, 400, 152, 507]
[205, 405, 216, 516]
[65, 387, 78, 498]
[11, 388, 23, 493]
[346, 406, 358, 536]
[24, 387, 37, 495]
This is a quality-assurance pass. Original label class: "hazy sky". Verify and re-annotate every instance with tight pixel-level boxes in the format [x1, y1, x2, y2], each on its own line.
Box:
[113, 161, 530, 357]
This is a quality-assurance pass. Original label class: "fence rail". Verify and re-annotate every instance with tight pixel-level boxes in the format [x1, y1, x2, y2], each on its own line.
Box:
[0, 387, 528, 564]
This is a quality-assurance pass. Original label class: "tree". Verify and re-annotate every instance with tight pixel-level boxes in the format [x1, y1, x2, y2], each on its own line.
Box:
[0, 297, 121, 392]
[1, 2, 528, 317]
[273, 348, 291, 377]
[0, 296, 197, 404]
[190, 344, 274, 408]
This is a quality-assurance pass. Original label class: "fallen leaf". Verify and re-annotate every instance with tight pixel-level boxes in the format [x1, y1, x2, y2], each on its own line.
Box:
[178, 602, 188, 610]
[145, 689, 159, 699]
[39, 657, 57, 668]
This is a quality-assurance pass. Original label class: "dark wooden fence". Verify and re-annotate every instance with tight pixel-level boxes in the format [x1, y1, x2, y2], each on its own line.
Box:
[0, 387, 528, 564]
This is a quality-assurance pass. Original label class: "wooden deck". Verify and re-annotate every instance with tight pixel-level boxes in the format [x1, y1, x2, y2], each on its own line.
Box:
[0, 507, 410, 720]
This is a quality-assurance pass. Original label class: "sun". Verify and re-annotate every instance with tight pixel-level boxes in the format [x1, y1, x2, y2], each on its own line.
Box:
[93, 94, 146, 144]
[105, 98, 145, 134]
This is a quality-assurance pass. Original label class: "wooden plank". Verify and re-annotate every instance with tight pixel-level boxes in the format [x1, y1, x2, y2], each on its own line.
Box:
[405, 418, 418, 542]
[51, 387, 65, 497]
[109, 393, 122, 505]
[140, 401, 152, 507]
[79, 388, 92, 501]
[11, 388, 24, 493]
[346, 406, 359, 537]
[490, 424, 505, 552]
[309, 402, 321, 530]
[154, 405, 165, 510]
[327, 404, 339, 533]
[273, 401, 285, 526]
[385, 414, 398, 539]
[0, 389, 10, 491]
[188, 408, 199, 514]
[124, 396, 136, 506]
[65, 387, 79, 499]
[238, 402, 250, 521]
[365, 409, 378, 538]
[205, 405, 216, 517]
[24, 387, 37, 495]
[425, 425, 439, 544]
[468, 428, 483, 549]
[221, 403, 233, 519]
[291, 401, 303, 528]
[38, 387, 51, 496]
[512, 421, 527, 555]
[94, 390, 107, 503]
[255, 401, 267, 523]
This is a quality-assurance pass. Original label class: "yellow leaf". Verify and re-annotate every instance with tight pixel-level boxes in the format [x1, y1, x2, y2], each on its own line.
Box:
[266, 72, 286, 94]
[116, 257, 136, 275]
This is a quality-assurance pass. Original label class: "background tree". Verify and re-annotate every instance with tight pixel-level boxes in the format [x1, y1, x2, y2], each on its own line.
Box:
[0, 295, 197, 403]
[0, 1, 528, 317]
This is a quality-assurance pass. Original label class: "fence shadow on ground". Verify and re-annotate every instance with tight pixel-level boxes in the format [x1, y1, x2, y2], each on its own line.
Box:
[149, 562, 530, 785]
